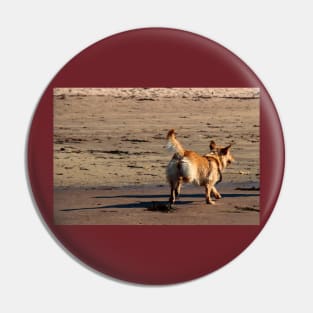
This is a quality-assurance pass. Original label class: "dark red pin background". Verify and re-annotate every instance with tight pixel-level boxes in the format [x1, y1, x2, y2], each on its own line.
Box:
[28, 28, 284, 284]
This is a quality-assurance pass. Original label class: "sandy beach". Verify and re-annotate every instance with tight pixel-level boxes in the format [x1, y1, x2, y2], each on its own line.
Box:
[54, 88, 260, 224]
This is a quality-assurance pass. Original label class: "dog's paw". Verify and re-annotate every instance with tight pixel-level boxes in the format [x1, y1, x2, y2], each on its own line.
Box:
[206, 199, 216, 205]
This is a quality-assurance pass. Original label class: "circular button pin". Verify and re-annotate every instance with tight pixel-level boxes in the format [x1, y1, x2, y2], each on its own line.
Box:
[28, 28, 284, 284]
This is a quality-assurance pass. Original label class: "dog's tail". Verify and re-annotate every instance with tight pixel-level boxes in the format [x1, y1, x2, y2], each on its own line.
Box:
[166, 129, 185, 157]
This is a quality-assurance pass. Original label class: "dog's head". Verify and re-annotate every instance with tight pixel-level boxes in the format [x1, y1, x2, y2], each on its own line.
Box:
[209, 140, 234, 169]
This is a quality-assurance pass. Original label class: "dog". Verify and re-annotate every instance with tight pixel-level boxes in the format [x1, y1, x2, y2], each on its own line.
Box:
[166, 129, 234, 204]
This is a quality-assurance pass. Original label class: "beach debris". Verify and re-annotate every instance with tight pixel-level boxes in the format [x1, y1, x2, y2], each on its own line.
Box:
[239, 170, 250, 175]
[234, 205, 259, 212]
[121, 138, 150, 143]
[127, 165, 144, 169]
[137, 97, 155, 101]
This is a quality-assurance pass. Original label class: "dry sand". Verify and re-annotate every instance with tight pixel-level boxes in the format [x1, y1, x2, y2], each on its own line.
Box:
[54, 88, 260, 225]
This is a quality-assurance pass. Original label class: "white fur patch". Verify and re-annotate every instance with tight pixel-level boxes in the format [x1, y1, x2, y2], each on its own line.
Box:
[166, 140, 175, 152]
[180, 158, 198, 184]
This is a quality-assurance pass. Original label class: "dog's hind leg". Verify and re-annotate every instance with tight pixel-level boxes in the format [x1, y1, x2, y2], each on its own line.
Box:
[174, 177, 183, 198]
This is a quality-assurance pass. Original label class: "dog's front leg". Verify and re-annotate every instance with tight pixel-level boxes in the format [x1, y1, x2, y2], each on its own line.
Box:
[169, 182, 176, 204]
[212, 186, 222, 199]
[205, 182, 215, 204]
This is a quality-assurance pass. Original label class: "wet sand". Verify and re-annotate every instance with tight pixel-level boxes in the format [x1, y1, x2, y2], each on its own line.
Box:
[54, 184, 259, 225]
[54, 88, 260, 225]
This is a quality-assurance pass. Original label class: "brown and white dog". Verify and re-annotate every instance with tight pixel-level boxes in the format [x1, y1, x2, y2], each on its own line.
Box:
[166, 129, 234, 204]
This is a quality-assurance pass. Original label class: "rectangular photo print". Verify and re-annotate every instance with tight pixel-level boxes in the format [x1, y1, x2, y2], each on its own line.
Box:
[54, 88, 260, 225]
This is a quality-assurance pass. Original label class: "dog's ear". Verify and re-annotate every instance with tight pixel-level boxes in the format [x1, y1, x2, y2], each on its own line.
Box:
[210, 140, 216, 150]
[221, 144, 232, 155]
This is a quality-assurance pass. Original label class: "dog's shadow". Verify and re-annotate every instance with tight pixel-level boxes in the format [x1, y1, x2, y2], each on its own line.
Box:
[60, 192, 258, 212]
[60, 199, 193, 212]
